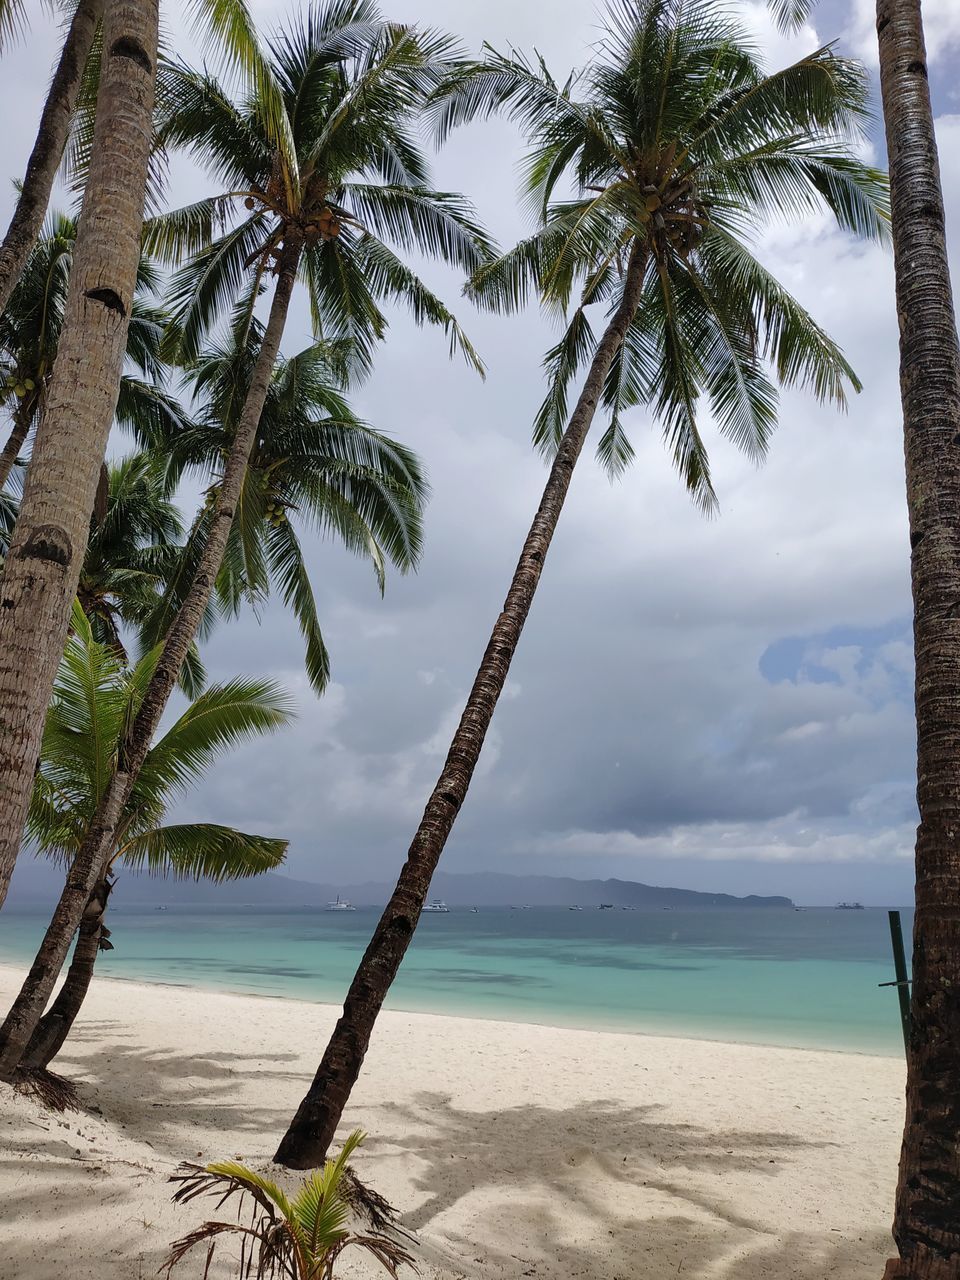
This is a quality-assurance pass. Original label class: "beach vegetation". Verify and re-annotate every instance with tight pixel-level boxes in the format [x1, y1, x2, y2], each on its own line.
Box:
[145, 325, 427, 694]
[15, 600, 291, 1078]
[274, 0, 890, 1168]
[0, 0, 484, 1079]
[0, 0, 283, 910]
[164, 1130, 415, 1279]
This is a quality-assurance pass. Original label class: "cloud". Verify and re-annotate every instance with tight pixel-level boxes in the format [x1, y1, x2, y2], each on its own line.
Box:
[3, 0, 957, 904]
[850, 0, 960, 64]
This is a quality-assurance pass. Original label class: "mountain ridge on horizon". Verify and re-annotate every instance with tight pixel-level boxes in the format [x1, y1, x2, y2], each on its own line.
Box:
[6, 859, 794, 909]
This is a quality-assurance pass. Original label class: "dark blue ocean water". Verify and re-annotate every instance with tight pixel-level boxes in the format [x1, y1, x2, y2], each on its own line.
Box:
[0, 905, 911, 1055]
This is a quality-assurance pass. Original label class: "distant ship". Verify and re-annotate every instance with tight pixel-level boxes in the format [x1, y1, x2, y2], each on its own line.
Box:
[599, 903, 614, 910]
[423, 900, 450, 913]
[568, 905, 583, 911]
[835, 901, 865, 910]
[326, 896, 356, 912]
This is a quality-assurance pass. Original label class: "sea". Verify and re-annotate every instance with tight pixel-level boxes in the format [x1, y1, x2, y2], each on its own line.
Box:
[0, 904, 911, 1057]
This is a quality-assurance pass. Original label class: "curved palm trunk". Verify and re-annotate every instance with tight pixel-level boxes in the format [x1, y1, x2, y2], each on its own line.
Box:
[876, 2, 960, 1277]
[19, 879, 111, 1073]
[0, 0, 104, 316]
[0, 235, 304, 1080]
[274, 244, 649, 1170]
[0, 394, 37, 490]
[0, 0, 159, 911]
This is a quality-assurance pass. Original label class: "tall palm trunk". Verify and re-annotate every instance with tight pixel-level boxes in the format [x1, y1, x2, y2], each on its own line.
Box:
[0, 235, 303, 1080]
[0, 393, 38, 489]
[0, 0, 104, 316]
[0, 0, 159, 911]
[876, 2, 960, 1277]
[274, 244, 649, 1170]
[19, 878, 111, 1073]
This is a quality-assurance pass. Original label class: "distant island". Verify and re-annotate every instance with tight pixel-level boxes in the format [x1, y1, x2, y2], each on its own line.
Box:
[6, 859, 793, 910]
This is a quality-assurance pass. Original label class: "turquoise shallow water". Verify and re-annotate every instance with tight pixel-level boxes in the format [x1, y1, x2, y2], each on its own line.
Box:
[0, 905, 910, 1056]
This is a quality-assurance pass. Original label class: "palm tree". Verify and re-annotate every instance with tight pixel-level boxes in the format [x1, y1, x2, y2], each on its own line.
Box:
[0, 0, 161, 911]
[0, 0, 275, 315]
[0, 0, 104, 315]
[0, 0, 281, 909]
[76, 452, 215, 697]
[164, 1131, 414, 1279]
[16, 602, 291, 1074]
[768, 0, 960, 1274]
[155, 321, 426, 693]
[274, 0, 890, 1167]
[0, 0, 488, 1077]
[0, 209, 183, 489]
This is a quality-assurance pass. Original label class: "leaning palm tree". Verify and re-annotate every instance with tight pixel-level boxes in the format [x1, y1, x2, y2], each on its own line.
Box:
[0, 0, 161, 911]
[15, 602, 291, 1076]
[0, 209, 183, 489]
[152, 319, 426, 693]
[0, 0, 275, 317]
[769, 1, 960, 1275]
[274, 0, 890, 1167]
[164, 1130, 414, 1279]
[0, 0, 282, 909]
[0, 0, 488, 1077]
[0, 0, 103, 315]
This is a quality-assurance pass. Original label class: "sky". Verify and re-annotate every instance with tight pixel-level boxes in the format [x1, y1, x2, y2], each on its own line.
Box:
[2, 0, 959, 907]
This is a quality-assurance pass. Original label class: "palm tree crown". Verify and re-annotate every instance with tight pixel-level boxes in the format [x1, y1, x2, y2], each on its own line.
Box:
[0, 210, 181, 485]
[28, 604, 291, 883]
[149, 0, 493, 375]
[438, 0, 888, 507]
[153, 320, 427, 693]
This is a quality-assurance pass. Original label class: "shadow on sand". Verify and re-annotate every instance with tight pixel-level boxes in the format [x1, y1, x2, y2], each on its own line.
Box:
[1, 1026, 892, 1280]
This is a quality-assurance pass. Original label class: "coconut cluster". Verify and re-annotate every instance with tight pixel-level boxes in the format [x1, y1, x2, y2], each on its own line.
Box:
[3, 374, 36, 399]
[631, 147, 708, 260]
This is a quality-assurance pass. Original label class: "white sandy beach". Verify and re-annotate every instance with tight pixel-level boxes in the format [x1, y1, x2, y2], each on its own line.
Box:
[0, 962, 904, 1279]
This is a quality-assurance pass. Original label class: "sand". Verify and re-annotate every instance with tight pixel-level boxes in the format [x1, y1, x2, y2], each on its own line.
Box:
[0, 961, 904, 1279]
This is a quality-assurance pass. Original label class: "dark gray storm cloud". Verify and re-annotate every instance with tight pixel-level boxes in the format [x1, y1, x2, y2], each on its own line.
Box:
[3, 0, 958, 904]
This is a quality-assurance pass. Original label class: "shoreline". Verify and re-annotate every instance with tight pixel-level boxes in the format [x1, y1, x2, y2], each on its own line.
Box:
[0, 958, 901, 1061]
[0, 963, 905, 1279]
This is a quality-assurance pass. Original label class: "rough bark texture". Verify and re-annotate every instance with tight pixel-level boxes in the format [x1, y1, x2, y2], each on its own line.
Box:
[19, 879, 111, 1072]
[273, 245, 649, 1170]
[0, 237, 302, 1079]
[0, 0, 158, 911]
[0, 394, 38, 490]
[0, 0, 104, 316]
[877, 0, 960, 1276]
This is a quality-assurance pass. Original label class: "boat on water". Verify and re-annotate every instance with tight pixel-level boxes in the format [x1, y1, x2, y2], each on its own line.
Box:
[423, 900, 450, 913]
[835, 901, 865, 910]
[599, 903, 614, 910]
[568, 905, 583, 911]
[326, 896, 356, 912]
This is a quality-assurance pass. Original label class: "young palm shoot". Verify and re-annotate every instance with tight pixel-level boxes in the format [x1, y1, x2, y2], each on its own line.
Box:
[275, 0, 889, 1167]
[164, 1130, 414, 1279]
[16, 602, 291, 1078]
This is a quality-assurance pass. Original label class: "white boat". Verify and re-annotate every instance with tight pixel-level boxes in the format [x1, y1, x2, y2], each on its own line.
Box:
[423, 900, 450, 913]
[326, 896, 356, 912]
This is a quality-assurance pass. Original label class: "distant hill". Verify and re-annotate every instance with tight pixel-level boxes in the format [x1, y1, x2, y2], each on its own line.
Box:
[6, 857, 793, 910]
